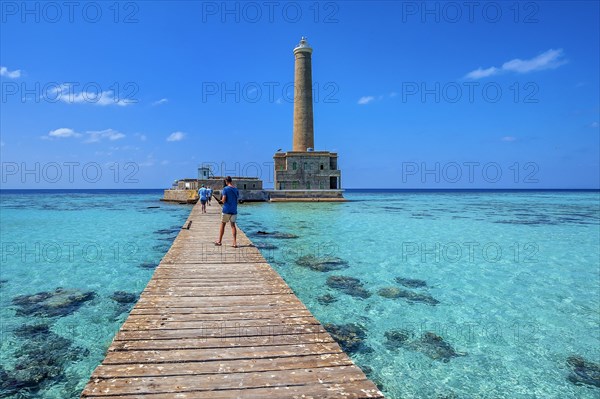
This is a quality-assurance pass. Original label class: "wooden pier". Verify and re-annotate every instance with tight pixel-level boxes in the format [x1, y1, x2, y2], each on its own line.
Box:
[81, 201, 384, 398]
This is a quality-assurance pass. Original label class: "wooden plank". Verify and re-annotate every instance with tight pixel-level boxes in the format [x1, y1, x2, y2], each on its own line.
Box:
[140, 287, 293, 297]
[115, 323, 327, 341]
[152, 264, 278, 273]
[102, 342, 344, 364]
[91, 353, 354, 378]
[83, 381, 383, 399]
[135, 294, 301, 305]
[83, 365, 371, 396]
[80, 201, 383, 398]
[125, 309, 313, 322]
[129, 304, 309, 315]
[121, 316, 318, 331]
[110, 332, 333, 351]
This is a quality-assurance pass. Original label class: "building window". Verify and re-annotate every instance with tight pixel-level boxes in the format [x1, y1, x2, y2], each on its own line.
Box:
[292, 181, 298, 189]
[330, 157, 337, 170]
[319, 181, 324, 189]
[304, 162, 308, 170]
[280, 182, 285, 190]
[252, 183, 255, 188]
[243, 184, 247, 189]
[320, 164, 324, 170]
[293, 162, 297, 170]
[307, 182, 311, 189]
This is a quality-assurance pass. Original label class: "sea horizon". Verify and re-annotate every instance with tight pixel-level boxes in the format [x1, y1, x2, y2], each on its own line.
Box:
[1, 188, 599, 193]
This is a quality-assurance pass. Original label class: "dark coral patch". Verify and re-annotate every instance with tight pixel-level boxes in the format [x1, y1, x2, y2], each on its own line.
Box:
[566, 355, 600, 388]
[1, 323, 89, 396]
[377, 286, 439, 305]
[12, 288, 96, 318]
[323, 323, 369, 354]
[326, 276, 371, 299]
[383, 329, 465, 362]
[253, 242, 278, 250]
[296, 255, 349, 272]
[317, 293, 337, 305]
[395, 277, 428, 288]
[384, 329, 413, 349]
[139, 262, 158, 269]
[410, 332, 466, 362]
[152, 243, 171, 252]
[110, 291, 138, 304]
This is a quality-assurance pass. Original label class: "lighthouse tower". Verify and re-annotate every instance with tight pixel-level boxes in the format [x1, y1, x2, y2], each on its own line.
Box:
[292, 37, 314, 152]
[271, 37, 344, 202]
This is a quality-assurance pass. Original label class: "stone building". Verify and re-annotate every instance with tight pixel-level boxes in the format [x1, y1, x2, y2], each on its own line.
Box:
[163, 167, 266, 203]
[196, 166, 263, 191]
[273, 151, 341, 190]
[270, 37, 344, 201]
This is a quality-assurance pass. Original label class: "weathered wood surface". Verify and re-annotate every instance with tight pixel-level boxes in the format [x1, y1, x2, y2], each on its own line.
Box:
[81, 202, 384, 398]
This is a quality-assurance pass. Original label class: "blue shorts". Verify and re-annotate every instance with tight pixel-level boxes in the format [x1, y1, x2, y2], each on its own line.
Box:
[200, 199, 207, 205]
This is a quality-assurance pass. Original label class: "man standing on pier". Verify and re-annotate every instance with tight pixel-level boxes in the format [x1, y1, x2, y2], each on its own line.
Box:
[198, 185, 208, 213]
[215, 176, 239, 248]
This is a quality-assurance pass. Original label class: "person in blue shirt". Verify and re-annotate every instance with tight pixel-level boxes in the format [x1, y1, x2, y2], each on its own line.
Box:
[198, 184, 208, 213]
[206, 186, 213, 206]
[215, 176, 239, 247]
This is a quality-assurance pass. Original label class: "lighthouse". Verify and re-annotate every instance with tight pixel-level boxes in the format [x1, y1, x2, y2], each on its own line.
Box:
[270, 37, 344, 202]
[292, 37, 314, 152]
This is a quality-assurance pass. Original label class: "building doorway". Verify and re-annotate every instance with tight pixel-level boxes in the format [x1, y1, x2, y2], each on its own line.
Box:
[329, 177, 338, 189]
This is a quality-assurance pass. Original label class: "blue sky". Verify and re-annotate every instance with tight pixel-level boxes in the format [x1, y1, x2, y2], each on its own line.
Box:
[1, 1, 598, 189]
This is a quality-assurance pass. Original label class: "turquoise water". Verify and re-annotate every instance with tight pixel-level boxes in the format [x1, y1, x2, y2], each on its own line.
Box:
[0, 190, 192, 398]
[0, 190, 598, 398]
[237, 191, 600, 399]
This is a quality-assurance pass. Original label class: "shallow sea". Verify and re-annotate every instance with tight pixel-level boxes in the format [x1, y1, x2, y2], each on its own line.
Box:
[0, 190, 598, 398]
[0, 190, 192, 398]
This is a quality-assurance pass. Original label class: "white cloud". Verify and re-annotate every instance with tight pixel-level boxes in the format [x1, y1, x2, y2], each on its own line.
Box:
[465, 67, 499, 80]
[501, 136, 517, 142]
[48, 128, 82, 138]
[465, 49, 566, 79]
[502, 49, 566, 73]
[590, 122, 599, 128]
[358, 96, 375, 105]
[51, 84, 134, 106]
[44, 127, 125, 142]
[166, 131, 186, 142]
[85, 129, 126, 143]
[136, 133, 147, 141]
[152, 98, 168, 106]
[160, 160, 170, 165]
[0, 66, 21, 79]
